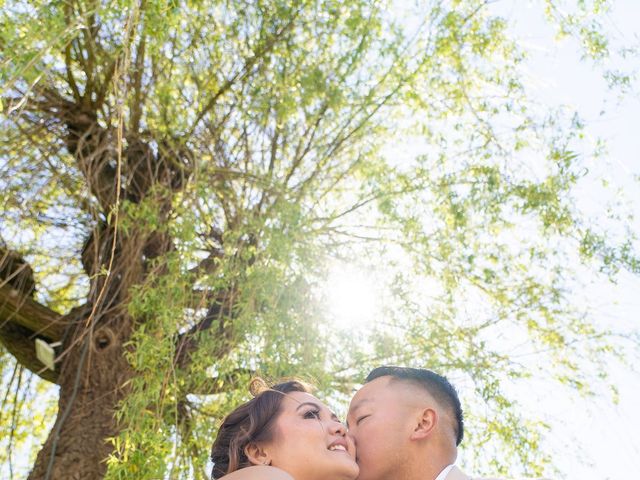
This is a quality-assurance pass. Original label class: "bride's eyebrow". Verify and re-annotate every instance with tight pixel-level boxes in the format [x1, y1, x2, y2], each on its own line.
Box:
[295, 401, 321, 411]
[294, 402, 340, 421]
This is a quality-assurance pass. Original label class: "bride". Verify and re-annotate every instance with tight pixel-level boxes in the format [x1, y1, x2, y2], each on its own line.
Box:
[210, 379, 359, 480]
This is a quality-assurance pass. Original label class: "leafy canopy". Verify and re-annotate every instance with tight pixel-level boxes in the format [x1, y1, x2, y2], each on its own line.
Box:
[1, 0, 638, 478]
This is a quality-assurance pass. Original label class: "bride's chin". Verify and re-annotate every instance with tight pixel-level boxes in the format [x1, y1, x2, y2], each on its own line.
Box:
[339, 461, 359, 479]
[326, 453, 359, 479]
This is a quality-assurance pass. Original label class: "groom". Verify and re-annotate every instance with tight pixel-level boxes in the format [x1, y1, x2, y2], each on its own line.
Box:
[347, 366, 501, 480]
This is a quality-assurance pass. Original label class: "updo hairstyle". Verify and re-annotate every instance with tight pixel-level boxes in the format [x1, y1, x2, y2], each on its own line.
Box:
[210, 378, 312, 479]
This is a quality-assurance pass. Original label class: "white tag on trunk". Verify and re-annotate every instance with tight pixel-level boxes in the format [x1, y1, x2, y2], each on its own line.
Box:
[35, 339, 61, 371]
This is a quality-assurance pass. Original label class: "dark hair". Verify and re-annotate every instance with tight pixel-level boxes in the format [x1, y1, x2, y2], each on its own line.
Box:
[210, 378, 312, 479]
[366, 366, 464, 446]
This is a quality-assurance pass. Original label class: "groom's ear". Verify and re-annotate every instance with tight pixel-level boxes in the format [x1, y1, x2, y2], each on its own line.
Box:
[409, 407, 437, 441]
[244, 442, 272, 466]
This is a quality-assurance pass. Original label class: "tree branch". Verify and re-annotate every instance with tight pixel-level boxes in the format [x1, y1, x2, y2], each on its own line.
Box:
[0, 321, 58, 383]
[173, 288, 241, 395]
[174, 292, 236, 369]
[184, 368, 253, 395]
[0, 284, 66, 342]
[188, 10, 301, 136]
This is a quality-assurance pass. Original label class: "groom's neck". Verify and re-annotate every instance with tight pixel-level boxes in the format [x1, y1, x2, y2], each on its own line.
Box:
[401, 458, 451, 480]
[401, 444, 456, 480]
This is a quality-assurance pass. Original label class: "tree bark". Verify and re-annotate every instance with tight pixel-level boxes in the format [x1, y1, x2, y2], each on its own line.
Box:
[27, 313, 134, 480]
[0, 251, 67, 383]
[0, 284, 66, 341]
[15, 90, 203, 477]
[0, 321, 58, 383]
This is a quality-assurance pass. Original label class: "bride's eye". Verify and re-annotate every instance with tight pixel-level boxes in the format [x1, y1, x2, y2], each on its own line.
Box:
[303, 409, 321, 419]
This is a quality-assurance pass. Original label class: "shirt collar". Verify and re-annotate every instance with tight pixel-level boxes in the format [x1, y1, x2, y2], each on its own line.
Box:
[434, 464, 455, 480]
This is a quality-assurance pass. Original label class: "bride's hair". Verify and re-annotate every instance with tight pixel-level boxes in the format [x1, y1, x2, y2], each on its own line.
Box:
[210, 378, 312, 479]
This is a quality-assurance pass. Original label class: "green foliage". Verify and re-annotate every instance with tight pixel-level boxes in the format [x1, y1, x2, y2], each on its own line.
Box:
[1, 0, 638, 478]
[0, 366, 58, 478]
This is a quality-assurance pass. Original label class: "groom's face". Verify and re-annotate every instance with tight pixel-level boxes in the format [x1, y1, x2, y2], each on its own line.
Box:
[347, 376, 415, 480]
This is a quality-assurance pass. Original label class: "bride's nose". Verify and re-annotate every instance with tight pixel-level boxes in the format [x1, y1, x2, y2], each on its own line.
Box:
[329, 420, 347, 436]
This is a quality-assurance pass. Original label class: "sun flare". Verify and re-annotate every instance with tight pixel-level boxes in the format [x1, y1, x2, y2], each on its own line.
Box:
[324, 265, 378, 329]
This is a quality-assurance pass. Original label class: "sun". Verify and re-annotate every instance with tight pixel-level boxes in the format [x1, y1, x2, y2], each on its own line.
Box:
[324, 264, 379, 329]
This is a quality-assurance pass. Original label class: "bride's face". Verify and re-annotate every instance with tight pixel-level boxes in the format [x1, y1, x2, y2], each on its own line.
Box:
[259, 391, 359, 480]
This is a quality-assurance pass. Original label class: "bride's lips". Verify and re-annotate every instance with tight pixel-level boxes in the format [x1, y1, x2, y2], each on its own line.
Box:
[327, 438, 349, 453]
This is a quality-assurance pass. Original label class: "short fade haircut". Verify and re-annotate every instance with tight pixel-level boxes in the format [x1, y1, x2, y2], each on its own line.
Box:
[366, 366, 464, 446]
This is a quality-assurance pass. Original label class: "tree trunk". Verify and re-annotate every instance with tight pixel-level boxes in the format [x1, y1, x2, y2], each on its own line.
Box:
[28, 313, 133, 480]
[9, 76, 198, 478]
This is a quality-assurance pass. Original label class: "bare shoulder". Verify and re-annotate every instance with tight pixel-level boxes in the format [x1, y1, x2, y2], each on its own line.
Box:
[219, 466, 295, 480]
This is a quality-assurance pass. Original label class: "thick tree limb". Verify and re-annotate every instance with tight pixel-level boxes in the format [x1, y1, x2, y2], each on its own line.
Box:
[0, 284, 66, 341]
[0, 321, 59, 383]
[174, 295, 235, 369]
[174, 289, 240, 394]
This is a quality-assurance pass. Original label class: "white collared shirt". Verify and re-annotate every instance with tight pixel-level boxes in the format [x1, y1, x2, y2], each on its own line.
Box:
[434, 464, 455, 480]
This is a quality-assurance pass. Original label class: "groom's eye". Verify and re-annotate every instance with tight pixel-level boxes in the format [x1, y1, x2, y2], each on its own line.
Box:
[356, 415, 370, 425]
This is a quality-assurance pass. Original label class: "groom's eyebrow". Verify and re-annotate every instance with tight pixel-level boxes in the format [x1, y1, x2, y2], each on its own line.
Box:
[349, 398, 372, 413]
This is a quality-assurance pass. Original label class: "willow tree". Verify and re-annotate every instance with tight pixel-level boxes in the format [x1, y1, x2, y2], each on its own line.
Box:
[1, 0, 637, 478]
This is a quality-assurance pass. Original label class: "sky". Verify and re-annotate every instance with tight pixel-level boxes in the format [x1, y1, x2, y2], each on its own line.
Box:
[495, 2, 640, 477]
[463, 1, 640, 477]
[329, 1, 640, 478]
